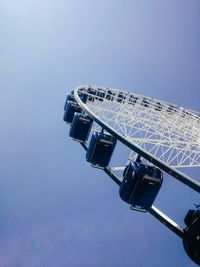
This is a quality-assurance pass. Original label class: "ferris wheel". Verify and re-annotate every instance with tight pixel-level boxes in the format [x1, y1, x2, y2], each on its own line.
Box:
[63, 85, 200, 266]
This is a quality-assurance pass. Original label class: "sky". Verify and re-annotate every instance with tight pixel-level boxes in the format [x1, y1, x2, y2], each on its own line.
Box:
[0, 1, 200, 266]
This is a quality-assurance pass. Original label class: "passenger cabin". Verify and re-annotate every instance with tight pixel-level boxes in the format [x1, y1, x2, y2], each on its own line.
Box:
[119, 161, 163, 211]
[78, 90, 88, 103]
[87, 87, 96, 102]
[69, 113, 93, 142]
[141, 97, 149, 108]
[184, 209, 196, 226]
[86, 131, 117, 168]
[63, 101, 82, 124]
[183, 208, 200, 266]
[64, 90, 88, 110]
[128, 95, 138, 105]
[106, 89, 115, 101]
[117, 92, 127, 104]
[64, 92, 75, 110]
[154, 101, 162, 111]
[87, 88, 106, 102]
[167, 105, 176, 114]
[96, 89, 106, 101]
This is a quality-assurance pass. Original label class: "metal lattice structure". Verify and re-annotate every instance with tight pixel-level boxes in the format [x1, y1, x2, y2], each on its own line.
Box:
[74, 85, 200, 192]
[64, 85, 200, 264]
[78, 85, 200, 169]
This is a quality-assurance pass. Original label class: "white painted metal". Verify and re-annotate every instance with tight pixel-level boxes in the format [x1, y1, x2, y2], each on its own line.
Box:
[72, 85, 199, 237]
[77, 85, 200, 170]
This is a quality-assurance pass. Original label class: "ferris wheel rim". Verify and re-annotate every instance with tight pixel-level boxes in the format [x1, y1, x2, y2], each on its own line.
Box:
[74, 85, 200, 193]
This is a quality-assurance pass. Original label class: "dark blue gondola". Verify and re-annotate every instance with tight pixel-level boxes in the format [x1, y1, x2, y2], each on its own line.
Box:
[128, 95, 138, 105]
[86, 131, 117, 168]
[63, 101, 82, 124]
[106, 90, 115, 101]
[119, 161, 163, 211]
[184, 209, 196, 226]
[154, 101, 162, 111]
[181, 109, 191, 118]
[96, 89, 106, 101]
[117, 92, 127, 103]
[64, 90, 88, 111]
[167, 105, 176, 113]
[69, 113, 93, 142]
[78, 90, 88, 103]
[183, 208, 200, 266]
[64, 91, 75, 110]
[87, 88, 105, 102]
[87, 87, 96, 102]
[141, 97, 149, 108]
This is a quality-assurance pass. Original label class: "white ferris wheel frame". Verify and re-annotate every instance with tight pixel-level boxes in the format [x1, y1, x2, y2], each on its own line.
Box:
[74, 85, 200, 194]
[69, 85, 200, 238]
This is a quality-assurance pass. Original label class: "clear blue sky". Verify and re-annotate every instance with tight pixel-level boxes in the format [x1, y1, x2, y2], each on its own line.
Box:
[0, 1, 200, 266]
